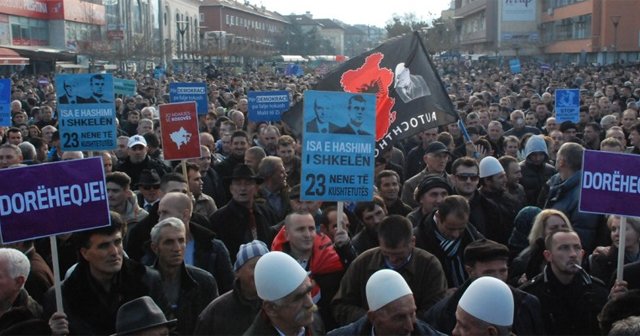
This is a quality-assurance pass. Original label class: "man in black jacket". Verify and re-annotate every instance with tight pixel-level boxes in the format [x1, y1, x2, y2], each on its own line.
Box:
[194, 240, 269, 335]
[425, 239, 544, 335]
[210, 164, 278, 262]
[42, 213, 169, 335]
[150, 217, 219, 335]
[414, 195, 483, 288]
[520, 230, 608, 335]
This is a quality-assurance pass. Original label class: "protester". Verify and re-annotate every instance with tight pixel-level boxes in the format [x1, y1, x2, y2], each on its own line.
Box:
[328, 269, 444, 335]
[452, 276, 514, 336]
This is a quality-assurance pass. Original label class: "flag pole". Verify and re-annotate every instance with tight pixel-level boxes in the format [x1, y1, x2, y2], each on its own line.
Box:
[617, 216, 628, 281]
[50, 236, 64, 313]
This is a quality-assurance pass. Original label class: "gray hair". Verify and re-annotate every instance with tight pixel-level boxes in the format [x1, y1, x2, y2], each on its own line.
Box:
[18, 142, 36, 161]
[258, 156, 283, 179]
[150, 217, 185, 244]
[609, 316, 640, 336]
[0, 248, 30, 287]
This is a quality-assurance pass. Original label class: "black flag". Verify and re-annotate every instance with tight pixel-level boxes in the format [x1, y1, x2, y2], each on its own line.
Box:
[282, 31, 459, 156]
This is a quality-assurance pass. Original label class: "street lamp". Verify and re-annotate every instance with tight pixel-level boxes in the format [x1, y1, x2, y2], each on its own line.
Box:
[176, 20, 189, 62]
[611, 16, 621, 64]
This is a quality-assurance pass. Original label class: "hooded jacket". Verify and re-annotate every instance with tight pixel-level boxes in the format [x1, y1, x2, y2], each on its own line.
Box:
[519, 135, 556, 206]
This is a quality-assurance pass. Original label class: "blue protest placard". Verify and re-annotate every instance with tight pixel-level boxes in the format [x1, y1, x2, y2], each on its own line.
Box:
[248, 90, 290, 122]
[113, 78, 137, 96]
[0, 79, 10, 127]
[169, 83, 208, 115]
[555, 89, 581, 123]
[56, 74, 117, 151]
[509, 59, 521, 73]
[301, 90, 376, 202]
[580, 150, 640, 217]
[0, 157, 110, 243]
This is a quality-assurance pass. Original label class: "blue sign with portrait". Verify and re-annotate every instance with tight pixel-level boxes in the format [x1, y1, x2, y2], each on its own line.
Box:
[247, 90, 290, 122]
[555, 89, 581, 123]
[301, 90, 376, 202]
[0, 79, 11, 127]
[169, 83, 208, 115]
[55, 74, 117, 151]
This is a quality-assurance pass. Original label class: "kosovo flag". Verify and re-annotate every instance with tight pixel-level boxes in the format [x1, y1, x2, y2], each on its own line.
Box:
[282, 31, 459, 155]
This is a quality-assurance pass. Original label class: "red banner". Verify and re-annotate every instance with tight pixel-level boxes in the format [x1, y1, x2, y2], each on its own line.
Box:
[0, 0, 49, 20]
[159, 102, 201, 161]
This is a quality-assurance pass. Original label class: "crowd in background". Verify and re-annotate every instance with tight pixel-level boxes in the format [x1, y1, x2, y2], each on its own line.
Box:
[1, 58, 640, 335]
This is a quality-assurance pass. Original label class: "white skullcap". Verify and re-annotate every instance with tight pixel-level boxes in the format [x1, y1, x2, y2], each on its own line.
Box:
[459, 276, 514, 327]
[254, 251, 308, 302]
[366, 269, 413, 311]
[479, 156, 504, 178]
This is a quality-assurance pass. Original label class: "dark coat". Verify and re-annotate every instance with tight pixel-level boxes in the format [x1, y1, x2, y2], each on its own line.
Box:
[544, 172, 606, 253]
[202, 167, 228, 208]
[154, 263, 219, 335]
[42, 258, 168, 335]
[306, 119, 340, 133]
[479, 188, 523, 245]
[194, 279, 262, 336]
[331, 247, 447, 325]
[414, 212, 484, 288]
[243, 311, 321, 336]
[519, 265, 608, 335]
[24, 249, 54, 305]
[115, 156, 171, 190]
[351, 228, 379, 255]
[142, 222, 235, 294]
[623, 260, 640, 290]
[519, 160, 556, 207]
[328, 315, 444, 336]
[0, 289, 44, 334]
[386, 199, 413, 217]
[425, 278, 544, 335]
[210, 200, 277, 262]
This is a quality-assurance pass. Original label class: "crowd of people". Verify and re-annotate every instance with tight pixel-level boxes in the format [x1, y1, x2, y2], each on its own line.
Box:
[1, 58, 640, 335]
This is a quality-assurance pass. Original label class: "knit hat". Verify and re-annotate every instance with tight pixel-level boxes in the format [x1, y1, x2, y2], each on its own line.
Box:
[255, 251, 308, 301]
[234, 240, 270, 272]
[459, 276, 514, 327]
[414, 174, 452, 202]
[366, 269, 413, 311]
[479, 156, 504, 178]
[508, 206, 543, 251]
[523, 135, 549, 160]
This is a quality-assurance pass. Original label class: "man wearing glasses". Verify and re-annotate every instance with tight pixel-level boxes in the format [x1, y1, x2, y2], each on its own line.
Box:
[450, 157, 500, 238]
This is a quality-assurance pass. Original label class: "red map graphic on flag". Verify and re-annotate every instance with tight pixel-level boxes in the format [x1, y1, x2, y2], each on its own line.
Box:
[340, 52, 396, 141]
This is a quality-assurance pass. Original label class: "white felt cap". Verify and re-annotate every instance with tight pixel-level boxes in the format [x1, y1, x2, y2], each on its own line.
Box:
[479, 156, 504, 178]
[254, 251, 307, 302]
[459, 276, 514, 327]
[366, 269, 413, 311]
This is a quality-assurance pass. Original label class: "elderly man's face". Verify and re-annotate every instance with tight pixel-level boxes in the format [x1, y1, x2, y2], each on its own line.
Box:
[268, 277, 315, 330]
[230, 179, 257, 205]
[368, 295, 417, 335]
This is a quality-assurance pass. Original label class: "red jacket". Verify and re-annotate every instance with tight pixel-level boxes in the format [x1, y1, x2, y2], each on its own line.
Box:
[271, 226, 344, 302]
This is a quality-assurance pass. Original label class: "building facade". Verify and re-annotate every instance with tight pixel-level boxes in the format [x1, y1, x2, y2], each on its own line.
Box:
[199, 0, 288, 64]
[541, 0, 640, 65]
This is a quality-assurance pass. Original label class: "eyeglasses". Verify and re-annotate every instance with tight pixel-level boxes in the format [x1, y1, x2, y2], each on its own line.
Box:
[140, 185, 160, 190]
[455, 174, 479, 182]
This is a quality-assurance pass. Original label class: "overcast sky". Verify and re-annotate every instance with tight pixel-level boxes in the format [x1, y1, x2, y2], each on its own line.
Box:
[255, 0, 453, 27]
